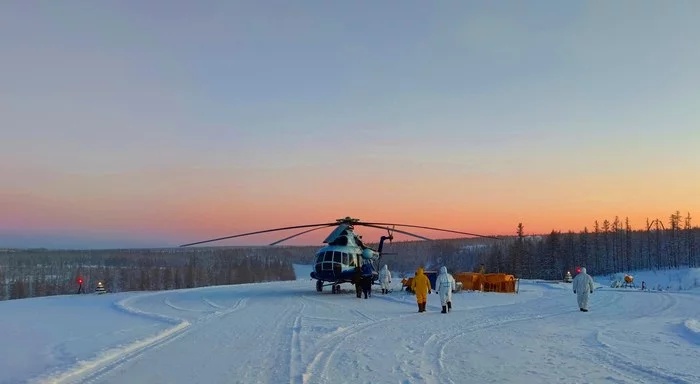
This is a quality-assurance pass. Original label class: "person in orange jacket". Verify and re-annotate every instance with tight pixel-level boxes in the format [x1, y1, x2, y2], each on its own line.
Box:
[410, 267, 431, 312]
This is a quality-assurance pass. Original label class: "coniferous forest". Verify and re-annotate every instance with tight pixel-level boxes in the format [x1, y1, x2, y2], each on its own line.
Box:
[1, 210, 697, 301]
[0, 247, 310, 301]
[479, 211, 699, 280]
[372, 211, 699, 281]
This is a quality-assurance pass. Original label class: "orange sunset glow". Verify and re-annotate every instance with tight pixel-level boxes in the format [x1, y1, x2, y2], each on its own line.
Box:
[2, 2, 699, 249]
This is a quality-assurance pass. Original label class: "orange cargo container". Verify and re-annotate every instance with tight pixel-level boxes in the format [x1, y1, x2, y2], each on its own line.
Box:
[454, 272, 484, 291]
[453, 272, 518, 293]
[482, 273, 517, 293]
[405, 271, 518, 294]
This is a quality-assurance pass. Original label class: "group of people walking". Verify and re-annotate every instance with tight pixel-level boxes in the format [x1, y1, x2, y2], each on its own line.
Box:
[351, 262, 597, 314]
[352, 263, 457, 314]
[410, 266, 456, 313]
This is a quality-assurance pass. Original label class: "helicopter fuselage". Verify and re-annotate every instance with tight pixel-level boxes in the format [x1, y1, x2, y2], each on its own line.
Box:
[308, 224, 385, 292]
[309, 244, 378, 285]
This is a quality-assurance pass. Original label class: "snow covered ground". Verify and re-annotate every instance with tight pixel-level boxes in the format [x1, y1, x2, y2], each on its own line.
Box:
[594, 268, 700, 291]
[1, 269, 699, 384]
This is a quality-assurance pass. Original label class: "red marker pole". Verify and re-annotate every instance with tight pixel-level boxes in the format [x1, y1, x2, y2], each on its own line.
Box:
[76, 277, 84, 294]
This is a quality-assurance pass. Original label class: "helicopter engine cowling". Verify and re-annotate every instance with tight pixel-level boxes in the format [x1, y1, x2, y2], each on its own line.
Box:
[361, 249, 376, 260]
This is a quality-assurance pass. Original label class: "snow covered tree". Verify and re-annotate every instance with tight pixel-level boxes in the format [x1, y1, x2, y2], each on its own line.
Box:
[684, 212, 696, 267]
[579, 227, 590, 268]
[624, 217, 633, 271]
[669, 211, 682, 268]
[593, 221, 601, 273]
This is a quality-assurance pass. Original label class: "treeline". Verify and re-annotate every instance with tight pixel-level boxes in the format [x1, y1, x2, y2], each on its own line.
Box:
[376, 211, 700, 281]
[0, 247, 300, 301]
[480, 211, 699, 280]
[375, 237, 501, 277]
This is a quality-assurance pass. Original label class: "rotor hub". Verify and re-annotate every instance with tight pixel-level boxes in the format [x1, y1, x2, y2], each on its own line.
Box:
[336, 216, 360, 224]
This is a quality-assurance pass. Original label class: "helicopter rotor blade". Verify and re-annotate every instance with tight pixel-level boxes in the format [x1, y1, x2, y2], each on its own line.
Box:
[359, 223, 432, 241]
[268, 224, 336, 246]
[179, 222, 337, 247]
[359, 222, 501, 240]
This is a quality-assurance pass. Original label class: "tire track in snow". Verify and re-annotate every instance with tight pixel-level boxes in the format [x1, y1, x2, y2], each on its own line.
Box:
[351, 308, 377, 322]
[581, 290, 692, 384]
[48, 297, 248, 384]
[654, 291, 679, 316]
[289, 300, 306, 384]
[423, 286, 619, 382]
[164, 297, 209, 312]
[259, 302, 296, 383]
[422, 308, 579, 382]
[300, 294, 377, 323]
[299, 294, 374, 383]
[419, 333, 454, 384]
[589, 331, 694, 384]
[400, 287, 621, 382]
[302, 296, 377, 328]
[201, 296, 227, 310]
[302, 310, 424, 384]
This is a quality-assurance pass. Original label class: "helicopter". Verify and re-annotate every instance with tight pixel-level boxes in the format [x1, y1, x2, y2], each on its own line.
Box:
[179, 216, 500, 294]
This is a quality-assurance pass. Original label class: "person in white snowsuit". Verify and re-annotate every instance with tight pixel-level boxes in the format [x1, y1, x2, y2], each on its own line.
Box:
[435, 266, 456, 313]
[378, 265, 392, 294]
[573, 267, 595, 312]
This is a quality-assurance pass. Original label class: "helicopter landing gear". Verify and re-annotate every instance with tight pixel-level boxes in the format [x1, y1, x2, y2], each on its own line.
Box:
[331, 284, 341, 294]
[316, 280, 323, 292]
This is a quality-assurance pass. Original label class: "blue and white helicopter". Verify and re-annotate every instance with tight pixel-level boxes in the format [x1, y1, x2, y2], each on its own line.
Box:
[179, 216, 499, 294]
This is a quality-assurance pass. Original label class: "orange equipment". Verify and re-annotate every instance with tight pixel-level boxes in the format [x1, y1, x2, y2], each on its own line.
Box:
[482, 273, 518, 293]
[443, 272, 518, 294]
[454, 272, 484, 291]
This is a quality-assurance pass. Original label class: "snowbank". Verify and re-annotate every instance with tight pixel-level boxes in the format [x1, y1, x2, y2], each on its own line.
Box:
[0, 292, 172, 384]
[293, 264, 313, 280]
[685, 319, 700, 334]
[595, 268, 700, 291]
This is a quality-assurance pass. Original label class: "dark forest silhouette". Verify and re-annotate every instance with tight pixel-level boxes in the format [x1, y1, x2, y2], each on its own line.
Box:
[1, 210, 697, 301]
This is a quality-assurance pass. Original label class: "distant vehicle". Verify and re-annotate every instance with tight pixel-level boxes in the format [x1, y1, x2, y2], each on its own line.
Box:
[564, 271, 573, 283]
[95, 281, 107, 294]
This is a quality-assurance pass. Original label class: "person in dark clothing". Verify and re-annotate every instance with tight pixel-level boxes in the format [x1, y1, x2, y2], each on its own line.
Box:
[360, 274, 373, 299]
[353, 267, 363, 298]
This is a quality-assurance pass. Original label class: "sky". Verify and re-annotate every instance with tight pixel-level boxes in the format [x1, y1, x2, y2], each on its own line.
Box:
[1, 0, 699, 249]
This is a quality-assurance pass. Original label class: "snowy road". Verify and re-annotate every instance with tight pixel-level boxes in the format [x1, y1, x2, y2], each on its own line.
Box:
[26, 279, 700, 384]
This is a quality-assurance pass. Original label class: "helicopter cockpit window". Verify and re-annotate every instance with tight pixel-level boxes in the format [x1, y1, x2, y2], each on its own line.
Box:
[333, 251, 341, 263]
[324, 252, 333, 262]
[341, 252, 348, 265]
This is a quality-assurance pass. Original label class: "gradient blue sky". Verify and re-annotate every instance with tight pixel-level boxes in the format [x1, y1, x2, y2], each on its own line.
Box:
[1, 1, 699, 248]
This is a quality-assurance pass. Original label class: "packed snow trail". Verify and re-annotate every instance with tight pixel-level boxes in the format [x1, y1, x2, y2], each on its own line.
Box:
[29, 280, 700, 384]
